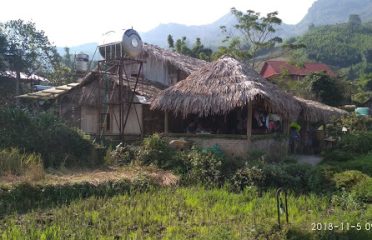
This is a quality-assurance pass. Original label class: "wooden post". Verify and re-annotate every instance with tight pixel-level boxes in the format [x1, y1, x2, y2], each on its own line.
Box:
[164, 111, 169, 134]
[247, 101, 253, 142]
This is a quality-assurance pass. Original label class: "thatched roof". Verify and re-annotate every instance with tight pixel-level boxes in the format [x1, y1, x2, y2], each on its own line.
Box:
[294, 96, 348, 123]
[79, 71, 166, 106]
[141, 44, 206, 74]
[151, 56, 302, 119]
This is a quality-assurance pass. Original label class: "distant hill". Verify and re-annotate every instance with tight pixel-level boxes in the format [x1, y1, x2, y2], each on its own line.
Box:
[56, 43, 100, 60]
[58, 0, 372, 55]
[140, 13, 237, 48]
[294, 0, 372, 34]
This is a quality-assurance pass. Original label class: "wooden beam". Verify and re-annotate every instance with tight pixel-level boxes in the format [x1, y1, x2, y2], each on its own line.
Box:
[247, 101, 253, 142]
[164, 111, 169, 134]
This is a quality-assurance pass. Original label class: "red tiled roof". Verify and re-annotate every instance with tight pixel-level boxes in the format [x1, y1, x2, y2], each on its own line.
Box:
[260, 60, 337, 79]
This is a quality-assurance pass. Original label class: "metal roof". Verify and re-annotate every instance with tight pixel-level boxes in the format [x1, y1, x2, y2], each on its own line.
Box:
[18, 83, 79, 100]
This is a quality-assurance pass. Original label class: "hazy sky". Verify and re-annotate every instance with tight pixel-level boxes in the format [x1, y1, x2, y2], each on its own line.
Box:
[0, 0, 316, 46]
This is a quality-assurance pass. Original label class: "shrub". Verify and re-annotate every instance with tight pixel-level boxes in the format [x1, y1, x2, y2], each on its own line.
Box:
[322, 149, 355, 162]
[331, 189, 363, 210]
[137, 134, 175, 169]
[185, 147, 224, 187]
[332, 170, 369, 190]
[231, 165, 265, 192]
[336, 131, 372, 155]
[352, 177, 372, 203]
[307, 165, 336, 193]
[0, 108, 100, 168]
[231, 162, 315, 192]
[105, 143, 138, 166]
[0, 148, 44, 180]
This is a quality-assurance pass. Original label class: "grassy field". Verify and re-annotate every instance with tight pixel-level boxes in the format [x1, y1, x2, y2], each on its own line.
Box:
[1, 187, 371, 240]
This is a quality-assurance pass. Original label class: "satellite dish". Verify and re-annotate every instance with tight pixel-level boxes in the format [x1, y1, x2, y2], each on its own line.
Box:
[122, 29, 143, 58]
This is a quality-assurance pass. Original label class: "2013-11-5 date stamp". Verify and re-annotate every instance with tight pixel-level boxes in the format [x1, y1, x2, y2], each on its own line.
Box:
[312, 222, 371, 231]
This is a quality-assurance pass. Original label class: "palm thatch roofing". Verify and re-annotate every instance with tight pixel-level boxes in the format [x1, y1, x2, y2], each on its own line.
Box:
[151, 56, 302, 119]
[295, 96, 348, 122]
[142, 44, 206, 74]
[78, 71, 166, 106]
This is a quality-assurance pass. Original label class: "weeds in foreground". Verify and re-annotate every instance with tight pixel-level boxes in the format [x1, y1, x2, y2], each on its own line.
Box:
[0, 187, 370, 240]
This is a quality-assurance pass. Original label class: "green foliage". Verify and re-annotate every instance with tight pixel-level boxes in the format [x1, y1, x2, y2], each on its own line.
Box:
[218, 8, 282, 67]
[332, 170, 369, 190]
[1, 19, 60, 77]
[168, 35, 212, 61]
[1, 186, 371, 239]
[231, 165, 265, 192]
[0, 30, 8, 71]
[306, 72, 345, 106]
[137, 134, 176, 169]
[329, 114, 372, 135]
[295, 20, 372, 83]
[331, 189, 363, 211]
[0, 148, 43, 177]
[0, 178, 157, 216]
[232, 161, 318, 193]
[185, 147, 224, 187]
[212, 37, 250, 61]
[307, 165, 336, 193]
[322, 149, 355, 162]
[105, 143, 138, 166]
[0, 108, 100, 168]
[352, 177, 372, 203]
[336, 131, 372, 154]
[321, 153, 372, 177]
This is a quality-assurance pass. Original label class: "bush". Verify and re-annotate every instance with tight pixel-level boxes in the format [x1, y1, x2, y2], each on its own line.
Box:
[231, 162, 316, 193]
[336, 131, 372, 155]
[231, 165, 265, 192]
[352, 177, 372, 203]
[332, 170, 369, 190]
[323, 149, 355, 162]
[307, 165, 336, 193]
[137, 134, 176, 169]
[184, 147, 224, 187]
[0, 108, 100, 168]
[105, 143, 138, 166]
[0, 148, 44, 180]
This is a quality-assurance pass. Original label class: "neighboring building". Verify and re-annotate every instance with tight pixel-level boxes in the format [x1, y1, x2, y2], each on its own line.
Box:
[260, 60, 336, 80]
[19, 44, 205, 138]
[0, 71, 49, 105]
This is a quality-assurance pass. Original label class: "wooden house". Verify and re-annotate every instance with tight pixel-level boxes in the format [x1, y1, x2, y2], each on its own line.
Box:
[19, 44, 206, 139]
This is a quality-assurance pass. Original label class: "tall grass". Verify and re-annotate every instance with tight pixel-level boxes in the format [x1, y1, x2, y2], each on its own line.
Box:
[0, 148, 44, 180]
[0, 187, 370, 239]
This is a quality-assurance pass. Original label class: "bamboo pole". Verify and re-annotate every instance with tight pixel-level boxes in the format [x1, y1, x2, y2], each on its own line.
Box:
[247, 101, 253, 142]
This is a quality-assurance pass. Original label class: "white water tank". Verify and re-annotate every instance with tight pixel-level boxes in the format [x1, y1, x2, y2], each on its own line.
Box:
[76, 53, 89, 72]
[98, 29, 143, 60]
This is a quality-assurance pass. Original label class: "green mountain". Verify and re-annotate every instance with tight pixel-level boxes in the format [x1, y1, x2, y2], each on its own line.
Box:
[296, 0, 372, 32]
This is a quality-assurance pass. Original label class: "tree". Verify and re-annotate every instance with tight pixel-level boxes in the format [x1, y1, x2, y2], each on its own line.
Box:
[308, 73, 345, 106]
[167, 34, 174, 49]
[218, 8, 282, 67]
[191, 38, 212, 61]
[1, 20, 62, 103]
[167, 35, 212, 61]
[3, 20, 60, 75]
[0, 28, 8, 71]
[212, 37, 249, 60]
[348, 14, 362, 32]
